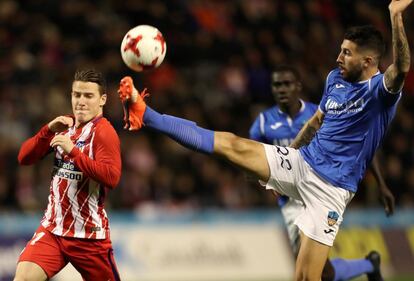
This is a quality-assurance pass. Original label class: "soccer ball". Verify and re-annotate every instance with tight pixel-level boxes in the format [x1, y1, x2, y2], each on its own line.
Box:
[120, 25, 167, 72]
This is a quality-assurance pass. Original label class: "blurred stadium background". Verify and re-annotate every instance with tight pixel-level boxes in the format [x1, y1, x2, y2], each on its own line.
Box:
[1, 0, 414, 280]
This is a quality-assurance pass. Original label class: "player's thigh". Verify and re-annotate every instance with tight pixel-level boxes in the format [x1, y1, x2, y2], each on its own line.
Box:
[295, 164, 353, 246]
[70, 249, 121, 281]
[63, 238, 120, 281]
[261, 144, 305, 200]
[16, 226, 67, 280]
[14, 261, 47, 281]
[295, 232, 330, 281]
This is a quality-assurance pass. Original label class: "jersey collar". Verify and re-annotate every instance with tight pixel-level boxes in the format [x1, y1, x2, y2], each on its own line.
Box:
[277, 99, 306, 114]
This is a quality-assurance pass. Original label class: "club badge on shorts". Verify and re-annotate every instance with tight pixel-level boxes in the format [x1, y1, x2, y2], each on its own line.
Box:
[327, 211, 339, 226]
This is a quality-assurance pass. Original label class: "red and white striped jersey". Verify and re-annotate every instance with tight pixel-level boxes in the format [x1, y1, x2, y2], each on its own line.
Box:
[18, 116, 121, 239]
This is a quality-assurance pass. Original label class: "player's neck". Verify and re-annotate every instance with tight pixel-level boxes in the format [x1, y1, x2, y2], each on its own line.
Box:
[359, 67, 379, 82]
[75, 114, 103, 128]
[75, 121, 86, 129]
[280, 100, 301, 118]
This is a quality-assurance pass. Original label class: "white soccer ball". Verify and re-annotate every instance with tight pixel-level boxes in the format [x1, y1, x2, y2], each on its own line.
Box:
[120, 25, 167, 72]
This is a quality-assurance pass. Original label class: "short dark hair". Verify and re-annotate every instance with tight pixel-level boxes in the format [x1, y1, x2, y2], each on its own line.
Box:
[74, 69, 106, 95]
[272, 65, 301, 81]
[344, 25, 385, 59]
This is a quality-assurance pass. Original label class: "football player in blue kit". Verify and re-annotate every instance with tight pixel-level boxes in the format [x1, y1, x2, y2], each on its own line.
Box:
[118, 1, 411, 280]
[249, 65, 395, 281]
[249, 66, 318, 147]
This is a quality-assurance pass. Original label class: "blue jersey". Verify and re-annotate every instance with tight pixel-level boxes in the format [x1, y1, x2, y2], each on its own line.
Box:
[249, 100, 318, 146]
[300, 68, 401, 192]
[249, 100, 318, 206]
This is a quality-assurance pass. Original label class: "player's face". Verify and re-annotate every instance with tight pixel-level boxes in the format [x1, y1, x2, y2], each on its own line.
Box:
[336, 39, 364, 82]
[272, 71, 301, 107]
[71, 81, 106, 126]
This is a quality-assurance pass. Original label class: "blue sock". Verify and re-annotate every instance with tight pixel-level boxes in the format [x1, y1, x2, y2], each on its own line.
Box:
[143, 106, 214, 154]
[331, 258, 374, 281]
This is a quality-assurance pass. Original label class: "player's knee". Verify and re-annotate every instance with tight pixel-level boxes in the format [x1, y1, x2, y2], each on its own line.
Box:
[294, 271, 312, 281]
[295, 275, 318, 281]
[14, 275, 45, 281]
[14, 269, 46, 281]
[14, 275, 31, 281]
[295, 268, 326, 281]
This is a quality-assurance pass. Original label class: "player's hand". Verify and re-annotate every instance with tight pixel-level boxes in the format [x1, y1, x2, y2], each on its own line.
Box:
[378, 184, 395, 216]
[50, 135, 75, 154]
[48, 116, 74, 133]
[389, 0, 413, 15]
[118, 76, 149, 131]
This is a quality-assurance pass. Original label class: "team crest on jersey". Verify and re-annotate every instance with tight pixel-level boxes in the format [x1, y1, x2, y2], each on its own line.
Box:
[76, 141, 86, 148]
[327, 211, 339, 226]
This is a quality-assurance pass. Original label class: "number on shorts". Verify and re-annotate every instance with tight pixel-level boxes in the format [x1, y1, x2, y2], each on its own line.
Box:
[276, 146, 292, 170]
[30, 231, 45, 245]
[279, 156, 292, 170]
[276, 146, 289, 156]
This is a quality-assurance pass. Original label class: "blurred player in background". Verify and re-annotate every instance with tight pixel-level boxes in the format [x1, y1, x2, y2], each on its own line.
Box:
[15, 69, 121, 281]
[118, 1, 411, 280]
[249, 65, 395, 281]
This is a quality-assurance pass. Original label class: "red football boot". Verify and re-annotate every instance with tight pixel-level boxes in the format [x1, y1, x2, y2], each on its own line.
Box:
[118, 76, 149, 130]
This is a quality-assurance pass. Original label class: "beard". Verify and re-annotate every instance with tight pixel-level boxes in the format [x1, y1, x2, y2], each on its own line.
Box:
[341, 64, 363, 82]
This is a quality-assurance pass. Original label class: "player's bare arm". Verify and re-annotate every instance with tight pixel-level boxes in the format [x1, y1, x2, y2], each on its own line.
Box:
[290, 110, 324, 149]
[214, 132, 270, 181]
[384, 0, 412, 93]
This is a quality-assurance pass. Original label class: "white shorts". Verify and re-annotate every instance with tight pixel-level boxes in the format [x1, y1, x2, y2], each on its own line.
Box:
[262, 144, 354, 246]
[280, 198, 304, 256]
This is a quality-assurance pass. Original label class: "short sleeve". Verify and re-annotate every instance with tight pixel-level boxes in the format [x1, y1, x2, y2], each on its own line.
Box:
[249, 113, 265, 142]
[371, 74, 401, 107]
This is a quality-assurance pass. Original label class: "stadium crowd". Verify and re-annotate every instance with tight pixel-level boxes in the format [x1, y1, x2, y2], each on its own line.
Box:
[1, 0, 414, 212]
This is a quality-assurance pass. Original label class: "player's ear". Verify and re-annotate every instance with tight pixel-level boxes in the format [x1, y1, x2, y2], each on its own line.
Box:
[100, 94, 107, 107]
[363, 55, 374, 68]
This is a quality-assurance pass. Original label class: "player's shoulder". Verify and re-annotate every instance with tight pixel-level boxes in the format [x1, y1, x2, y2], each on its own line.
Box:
[302, 100, 318, 108]
[303, 101, 318, 112]
[368, 71, 398, 99]
[95, 117, 119, 136]
[369, 71, 384, 85]
[326, 68, 342, 83]
[259, 105, 280, 118]
[324, 68, 347, 93]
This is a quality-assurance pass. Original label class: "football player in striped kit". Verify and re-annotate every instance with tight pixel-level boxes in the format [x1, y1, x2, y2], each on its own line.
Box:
[15, 69, 122, 281]
[249, 65, 394, 281]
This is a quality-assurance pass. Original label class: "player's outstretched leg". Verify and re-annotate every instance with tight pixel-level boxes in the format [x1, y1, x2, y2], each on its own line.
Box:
[118, 76, 215, 154]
